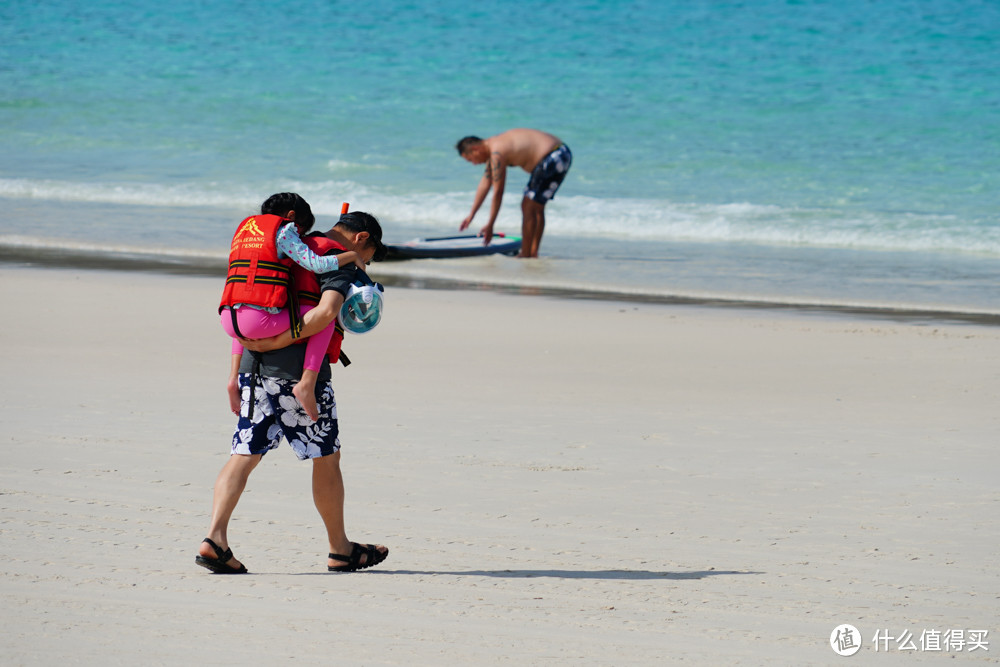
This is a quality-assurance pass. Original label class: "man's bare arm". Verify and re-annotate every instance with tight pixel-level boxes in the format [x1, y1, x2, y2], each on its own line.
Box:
[461, 166, 493, 231]
[489, 151, 506, 189]
[240, 290, 345, 353]
[481, 151, 506, 244]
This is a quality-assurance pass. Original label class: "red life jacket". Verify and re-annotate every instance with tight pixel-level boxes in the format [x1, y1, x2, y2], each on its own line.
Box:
[294, 232, 349, 366]
[219, 214, 302, 337]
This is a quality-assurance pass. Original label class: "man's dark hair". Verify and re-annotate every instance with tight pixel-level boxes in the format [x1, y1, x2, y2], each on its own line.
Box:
[337, 211, 387, 262]
[261, 192, 316, 233]
[456, 136, 483, 156]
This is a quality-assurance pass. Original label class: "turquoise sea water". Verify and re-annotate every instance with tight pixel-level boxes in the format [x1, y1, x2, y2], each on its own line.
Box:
[1, 0, 998, 315]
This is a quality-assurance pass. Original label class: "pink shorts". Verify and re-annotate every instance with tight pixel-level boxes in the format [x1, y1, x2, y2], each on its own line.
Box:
[221, 305, 335, 372]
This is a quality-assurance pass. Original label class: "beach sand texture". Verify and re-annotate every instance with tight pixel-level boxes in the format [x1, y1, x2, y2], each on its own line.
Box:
[1, 266, 997, 664]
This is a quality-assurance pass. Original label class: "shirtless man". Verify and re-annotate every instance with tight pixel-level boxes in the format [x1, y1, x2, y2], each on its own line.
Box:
[457, 128, 572, 258]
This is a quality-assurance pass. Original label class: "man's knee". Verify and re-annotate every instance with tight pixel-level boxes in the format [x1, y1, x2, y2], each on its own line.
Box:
[522, 199, 545, 221]
[313, 450, 342, 471]
[229, 453, 262, 473]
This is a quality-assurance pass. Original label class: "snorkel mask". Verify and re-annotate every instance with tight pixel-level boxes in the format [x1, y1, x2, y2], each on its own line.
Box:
[338, 272, 384, 335]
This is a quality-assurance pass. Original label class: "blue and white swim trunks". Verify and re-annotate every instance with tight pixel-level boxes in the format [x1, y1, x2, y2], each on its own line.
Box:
[524, 143, 572, 203]
[231, 373, 340, 460]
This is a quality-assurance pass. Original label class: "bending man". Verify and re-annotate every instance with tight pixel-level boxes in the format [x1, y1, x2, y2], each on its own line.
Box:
[457, 128, 572, 258]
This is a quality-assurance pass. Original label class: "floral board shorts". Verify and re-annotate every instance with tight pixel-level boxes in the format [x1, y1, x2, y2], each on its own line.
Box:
[231, 373, 341, 460]
[524, 143, 572, 203]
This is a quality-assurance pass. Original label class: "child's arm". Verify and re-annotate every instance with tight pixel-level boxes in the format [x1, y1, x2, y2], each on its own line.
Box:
[321, 248, 361, 269]
[276, 223, 362, 272]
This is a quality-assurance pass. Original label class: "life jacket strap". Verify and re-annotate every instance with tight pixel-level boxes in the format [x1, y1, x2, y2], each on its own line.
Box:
[227, 259, 291, 273]
[287, 286, 303, 339]
[227, 306, 244, 339]
[246, 352, 262, 422]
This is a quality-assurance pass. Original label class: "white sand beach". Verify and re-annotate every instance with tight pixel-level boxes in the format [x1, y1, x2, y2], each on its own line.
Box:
[1, 265, 997, 664]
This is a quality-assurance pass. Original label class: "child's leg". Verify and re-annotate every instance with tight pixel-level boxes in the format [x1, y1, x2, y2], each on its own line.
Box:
[302, 306, 337, 372]
[293, 306, 338, 422]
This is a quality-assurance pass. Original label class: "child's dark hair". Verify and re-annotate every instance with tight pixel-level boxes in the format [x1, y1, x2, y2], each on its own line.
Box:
[261, 192, 315, 233]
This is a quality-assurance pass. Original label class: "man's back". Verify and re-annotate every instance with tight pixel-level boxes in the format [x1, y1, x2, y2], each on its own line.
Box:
[489, 128, 562, 172]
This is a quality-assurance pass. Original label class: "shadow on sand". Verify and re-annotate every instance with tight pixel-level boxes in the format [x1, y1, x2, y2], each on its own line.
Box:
[363, 569, 762, 580]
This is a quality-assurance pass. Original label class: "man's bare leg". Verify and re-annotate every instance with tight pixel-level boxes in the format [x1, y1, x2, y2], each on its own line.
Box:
[532, 204, 546, 257]
[521, 198, 546, 258]
[198, 453, 262, 569]
[519, 198, 533, 257]
[313, 452, 387, 568]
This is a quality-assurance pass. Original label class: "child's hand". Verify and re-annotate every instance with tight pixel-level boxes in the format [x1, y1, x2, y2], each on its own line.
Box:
[338, 251, 362, 268]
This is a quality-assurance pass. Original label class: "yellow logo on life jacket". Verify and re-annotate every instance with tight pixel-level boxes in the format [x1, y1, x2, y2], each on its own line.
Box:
[235, 216, 265, 239]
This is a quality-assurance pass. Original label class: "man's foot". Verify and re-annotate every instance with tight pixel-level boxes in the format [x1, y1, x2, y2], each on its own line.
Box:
[292, 381, 319, 421]
[328, 543, 389, 572]
[195, 538, 247, 574]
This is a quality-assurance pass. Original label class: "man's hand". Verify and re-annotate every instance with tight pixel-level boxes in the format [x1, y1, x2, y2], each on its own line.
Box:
[479, 224, 494, 245]
[227, 353, 242, 415]
[227, 375, 241, 414]
[238, 331, 292, 353]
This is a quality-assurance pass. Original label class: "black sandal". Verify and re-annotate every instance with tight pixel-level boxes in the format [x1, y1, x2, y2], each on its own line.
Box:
[195, 538, 248, 574]
[328, 542, 388, 572]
